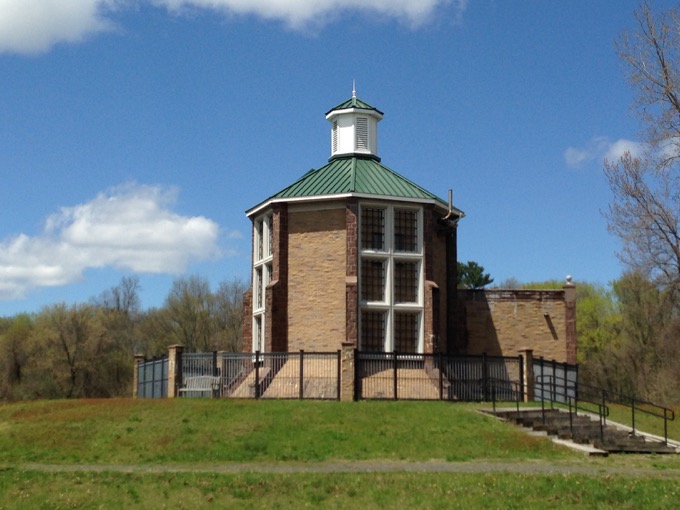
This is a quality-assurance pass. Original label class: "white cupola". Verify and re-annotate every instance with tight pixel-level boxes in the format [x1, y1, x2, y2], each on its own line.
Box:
[325, 87, 383, 161]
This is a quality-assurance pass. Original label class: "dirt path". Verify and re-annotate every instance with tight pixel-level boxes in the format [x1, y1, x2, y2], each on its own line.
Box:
[14, 460, 680, 478]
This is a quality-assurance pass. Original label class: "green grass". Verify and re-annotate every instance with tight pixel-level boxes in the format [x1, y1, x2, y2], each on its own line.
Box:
[1, 399, 680, 509]
[0, 399, 572, 464]
[1, 470, 679, 509]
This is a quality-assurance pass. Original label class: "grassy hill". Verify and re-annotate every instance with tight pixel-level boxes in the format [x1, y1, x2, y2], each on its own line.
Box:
[0, 399, 679, 508]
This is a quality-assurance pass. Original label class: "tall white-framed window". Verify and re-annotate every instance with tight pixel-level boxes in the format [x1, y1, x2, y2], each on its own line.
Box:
[252, 213, 273, 353]
[359, 204, 423, 352]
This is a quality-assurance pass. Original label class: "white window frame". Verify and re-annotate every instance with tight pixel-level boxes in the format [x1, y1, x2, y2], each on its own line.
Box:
[358, 203, 424, 352]
[252, 213, 273, 353]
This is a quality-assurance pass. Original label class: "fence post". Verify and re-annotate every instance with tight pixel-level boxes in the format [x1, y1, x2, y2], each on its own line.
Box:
[439, 352, 444, 400]
[336, 350, 342, 401]
[393, 350, 398, 401]
[167, 345, 184, 398]
[482, 353, 489, 401]
[352, 347, 360, 401]
[255, 351, 261, 399]
[133, 354, 145, 398]
[519, 349, 534, 402]
[299, 350, 304, 400]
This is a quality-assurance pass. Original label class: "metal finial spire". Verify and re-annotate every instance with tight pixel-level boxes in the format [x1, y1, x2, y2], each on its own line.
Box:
[352, 79, 356, 98]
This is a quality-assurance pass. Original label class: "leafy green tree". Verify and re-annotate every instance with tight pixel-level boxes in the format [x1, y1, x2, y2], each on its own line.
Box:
[457, 261, 494, 289]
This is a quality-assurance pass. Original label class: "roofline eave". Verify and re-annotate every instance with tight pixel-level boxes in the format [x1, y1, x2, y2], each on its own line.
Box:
[246, 193, 464, 219]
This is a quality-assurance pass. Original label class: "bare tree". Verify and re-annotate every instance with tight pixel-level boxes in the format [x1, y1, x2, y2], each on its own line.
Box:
[605, 3, 680, 291]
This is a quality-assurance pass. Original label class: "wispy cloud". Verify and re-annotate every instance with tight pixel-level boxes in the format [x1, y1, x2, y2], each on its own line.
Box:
[0, 183, 220, 300]
[0, 0, 460, 54]
[564, 136, 644, 169]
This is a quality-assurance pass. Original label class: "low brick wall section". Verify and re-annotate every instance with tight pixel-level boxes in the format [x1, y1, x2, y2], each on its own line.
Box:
[456, 287, 576, 364]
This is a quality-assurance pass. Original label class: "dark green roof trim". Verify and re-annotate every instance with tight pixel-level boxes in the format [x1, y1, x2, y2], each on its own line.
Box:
[246, 156, 464, 219]
[325, 96, 384, 116]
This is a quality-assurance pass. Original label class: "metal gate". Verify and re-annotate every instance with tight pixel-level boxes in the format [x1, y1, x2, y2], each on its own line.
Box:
[137, 356, 168, 398]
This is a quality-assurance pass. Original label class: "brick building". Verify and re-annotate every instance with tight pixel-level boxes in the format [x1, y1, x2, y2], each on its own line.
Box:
[242, 93, 576, 364]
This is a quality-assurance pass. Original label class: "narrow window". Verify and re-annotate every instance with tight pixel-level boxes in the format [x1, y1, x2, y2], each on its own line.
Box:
[332, 120, 338, 153]
[256, 220, 264, 261]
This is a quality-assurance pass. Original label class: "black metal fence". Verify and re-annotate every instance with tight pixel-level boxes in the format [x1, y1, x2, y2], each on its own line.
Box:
[180, 350, 341, 400]
[137, 356, 168, 398]
[355, 351, 524, 402]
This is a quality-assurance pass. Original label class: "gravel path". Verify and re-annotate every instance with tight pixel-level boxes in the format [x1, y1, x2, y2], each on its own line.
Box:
[14, 460, 680, 478]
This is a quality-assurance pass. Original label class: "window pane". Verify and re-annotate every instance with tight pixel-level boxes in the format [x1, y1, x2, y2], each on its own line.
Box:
[394, 209, 418, 252]
[267, 215, 273, 257]
[394, 261, 418, 303]
[361, 208, 385, 250]
[361, 259, 385, 302]
[361, 310, 386, 351]
[256, 220, 264, 260]
[394, 312, 419, 352]
[254, 267, 263, 309]
[254, 315, 263, 352]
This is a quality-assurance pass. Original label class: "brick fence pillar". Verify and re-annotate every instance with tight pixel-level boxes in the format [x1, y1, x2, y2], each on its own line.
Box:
[341, 342, 355, 401]
[132, 354, 145, 398]
[167, 345, 184, 398]
[519, 348, 534, 402]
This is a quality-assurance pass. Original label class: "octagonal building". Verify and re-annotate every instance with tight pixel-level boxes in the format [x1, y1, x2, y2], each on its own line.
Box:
[243, 93, 464, 355]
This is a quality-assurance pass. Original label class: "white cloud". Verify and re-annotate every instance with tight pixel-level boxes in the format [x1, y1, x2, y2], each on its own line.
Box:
[0, 0, 460, 54]
[155, 0, 455, 29]
[0, 183, 220, 300]
[564, 136, 644, 169]
[0, 0, 117, 54]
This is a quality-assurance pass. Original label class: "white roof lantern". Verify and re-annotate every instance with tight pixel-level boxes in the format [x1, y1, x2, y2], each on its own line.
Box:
[325, 89, 383, 161]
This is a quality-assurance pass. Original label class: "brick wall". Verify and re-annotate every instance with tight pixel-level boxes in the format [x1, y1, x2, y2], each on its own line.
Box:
[457, 288, 576, 363]
[287, 207, 347, 351]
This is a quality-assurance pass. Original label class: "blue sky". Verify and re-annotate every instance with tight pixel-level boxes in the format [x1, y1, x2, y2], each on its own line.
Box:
[0, 0, 668, 315]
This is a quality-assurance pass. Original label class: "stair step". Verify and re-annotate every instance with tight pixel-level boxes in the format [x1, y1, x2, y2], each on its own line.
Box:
[493, 409, 678, 455]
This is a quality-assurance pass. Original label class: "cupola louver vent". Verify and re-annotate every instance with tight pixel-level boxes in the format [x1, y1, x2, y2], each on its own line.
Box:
[356, 117, 368, 150]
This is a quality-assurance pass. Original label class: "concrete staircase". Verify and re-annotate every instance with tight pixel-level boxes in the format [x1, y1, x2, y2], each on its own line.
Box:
[492, 408, 679, 455]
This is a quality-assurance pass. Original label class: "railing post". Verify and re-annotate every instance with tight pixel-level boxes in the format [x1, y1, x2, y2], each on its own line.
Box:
[393, 350, 398, 401]
[336, 350, 342, 401]
[438, 352, 443, 401]
[518, 354, 525, 402]
[482, 353, 489, 401]
[255, 351, 261, 399]
[353, 348, 361, 401]
[551, 359, 557, 403]
[299, 350, 304, 400]
[539, 357, 545, 402]
[631, 397, 636, 436]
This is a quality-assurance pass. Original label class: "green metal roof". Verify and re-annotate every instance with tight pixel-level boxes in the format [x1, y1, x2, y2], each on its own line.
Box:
[247, 156, 464, 218]
[325, 96, 384, 116]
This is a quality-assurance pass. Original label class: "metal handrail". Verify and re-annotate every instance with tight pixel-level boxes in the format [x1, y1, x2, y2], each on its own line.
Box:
[488, 378, 523, 415]
[536, 374, 609, 442]
[537, 374, 675, 445]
